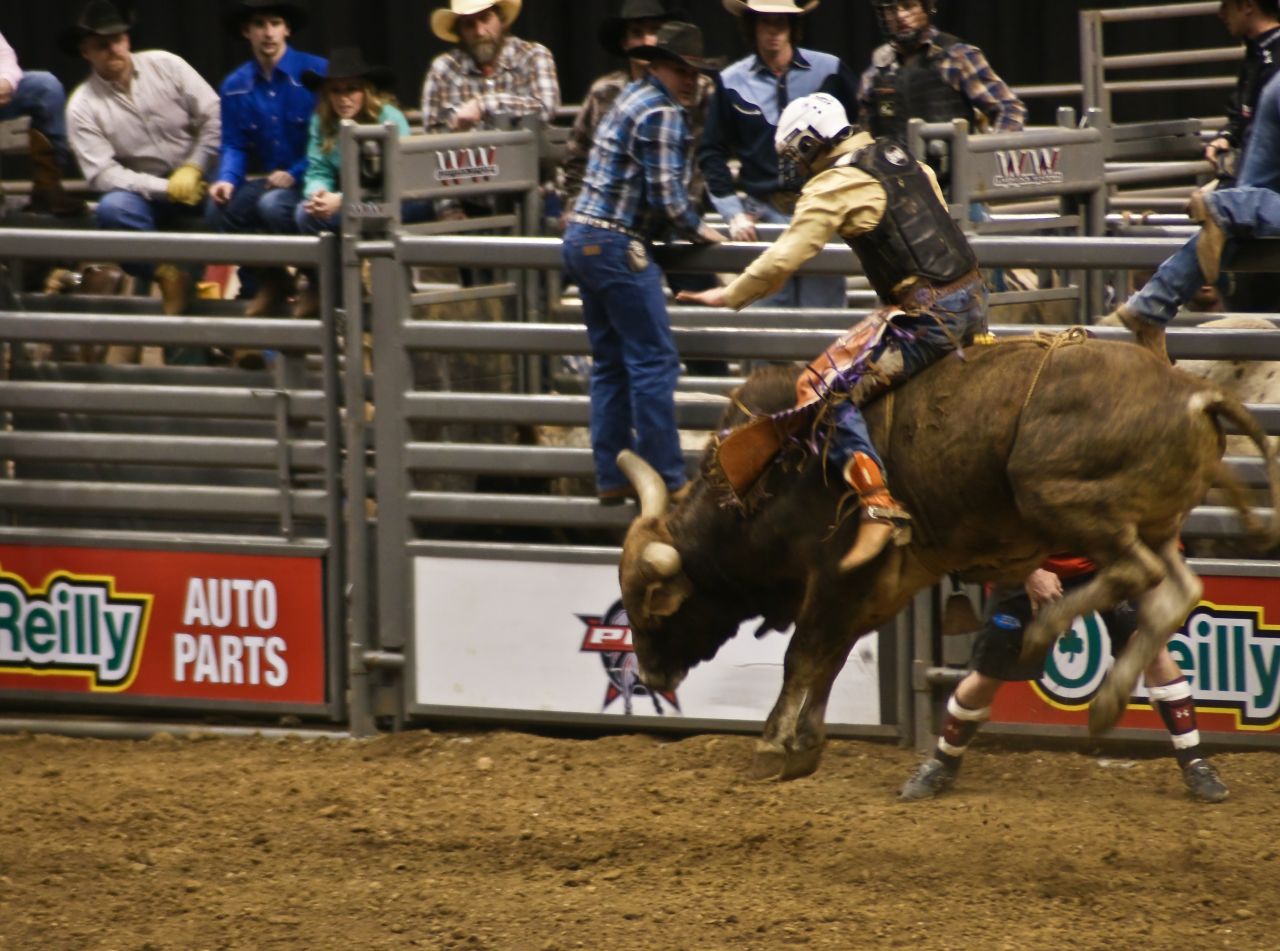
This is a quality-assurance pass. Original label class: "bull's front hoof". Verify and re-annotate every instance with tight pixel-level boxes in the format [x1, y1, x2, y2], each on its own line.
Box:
[749, 742, 822, 781]
[1088, 687, 1125, 737]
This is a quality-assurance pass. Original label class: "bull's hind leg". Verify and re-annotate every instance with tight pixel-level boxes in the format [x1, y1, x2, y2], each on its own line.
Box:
[752, 551, 931, 781]
[1018, 527, 1165, 669]
[1090, 540, 1202, 734]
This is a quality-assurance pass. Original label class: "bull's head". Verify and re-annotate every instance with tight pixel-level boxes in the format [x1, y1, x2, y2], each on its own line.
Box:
[617, 451, 741, 693]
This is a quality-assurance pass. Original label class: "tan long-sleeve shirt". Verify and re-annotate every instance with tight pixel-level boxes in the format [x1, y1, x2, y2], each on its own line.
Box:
[723, 132, 946, 309]
[67, 49, 220, 198]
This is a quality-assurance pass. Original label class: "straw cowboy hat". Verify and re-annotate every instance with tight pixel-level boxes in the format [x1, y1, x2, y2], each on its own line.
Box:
[627, 21, 723, 74]
[300, 47, 396, 91]
[58, 0, 135, 56]
[598, 0, 686, 57]
[223, 0, 310, 35]
[722, 0, 819, 15]
[431, 0, 523, 43]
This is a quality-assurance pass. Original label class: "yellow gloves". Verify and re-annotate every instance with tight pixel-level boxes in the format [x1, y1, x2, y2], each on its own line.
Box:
[166, 164, 207, 205]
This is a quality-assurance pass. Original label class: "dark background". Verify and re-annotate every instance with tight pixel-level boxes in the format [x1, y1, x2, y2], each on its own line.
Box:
[2, 0, 1236, 126]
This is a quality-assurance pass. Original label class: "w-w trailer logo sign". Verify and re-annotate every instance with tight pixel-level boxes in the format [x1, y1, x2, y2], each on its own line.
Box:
[991, 147, 1063, 187]
[434, 146, 500, 185]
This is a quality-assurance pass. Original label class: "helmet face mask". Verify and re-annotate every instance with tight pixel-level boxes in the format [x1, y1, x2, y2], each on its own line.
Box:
[774, 93, 853, 191]
[870, 0, 935, 46]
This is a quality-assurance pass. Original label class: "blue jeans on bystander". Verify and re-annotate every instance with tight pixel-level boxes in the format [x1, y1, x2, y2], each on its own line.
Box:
[562, 222, 687, 495]
[1125, 186, 1280, 325]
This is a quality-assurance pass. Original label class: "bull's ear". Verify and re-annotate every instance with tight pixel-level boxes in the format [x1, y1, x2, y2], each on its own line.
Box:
[644, 576, 692, 618]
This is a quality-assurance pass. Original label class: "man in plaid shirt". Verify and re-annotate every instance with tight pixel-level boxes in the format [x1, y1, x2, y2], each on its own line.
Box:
[422, 0, 559, 218]
[859, 0, 1024, 186]
[560, 0, 712, 220]
[564, 21, 724, 504]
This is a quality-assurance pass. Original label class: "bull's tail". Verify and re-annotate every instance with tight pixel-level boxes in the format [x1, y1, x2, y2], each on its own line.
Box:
[1198, 390, 1280, 550]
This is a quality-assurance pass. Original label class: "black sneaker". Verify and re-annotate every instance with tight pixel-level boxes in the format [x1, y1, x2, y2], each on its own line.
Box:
[899, 758, 959, 801]
[1182, 759, 1229, 803]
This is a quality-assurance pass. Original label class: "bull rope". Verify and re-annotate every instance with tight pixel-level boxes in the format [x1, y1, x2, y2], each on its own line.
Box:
[1018, 327, 1090, 409]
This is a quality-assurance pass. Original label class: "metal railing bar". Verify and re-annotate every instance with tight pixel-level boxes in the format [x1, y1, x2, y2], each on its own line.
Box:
[0, 229, 327, 266]
[409, 283, 518, 307]
[406, 492, 636, 528]
[0, 382, 327, 419]
[0, 481, 329, 517]
[404, 443, 704, 475]
[0, 312, 324, 347]
[404, 391, 726, 428]
[0, 432, 326, 468]
[1102, 48, 1241, 70]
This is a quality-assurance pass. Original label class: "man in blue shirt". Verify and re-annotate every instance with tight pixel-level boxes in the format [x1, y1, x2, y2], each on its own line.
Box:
[208, 0, 326, 317]
[564, 21, 725, 503]
[698, 0, 859, 309]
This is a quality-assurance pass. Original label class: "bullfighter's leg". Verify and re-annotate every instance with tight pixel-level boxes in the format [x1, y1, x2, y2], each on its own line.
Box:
[1090, 540, 1202, 735]
[752, 551, 932, 780]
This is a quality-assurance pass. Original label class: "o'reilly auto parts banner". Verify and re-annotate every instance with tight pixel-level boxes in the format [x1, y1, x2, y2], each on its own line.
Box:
[0, 545, 325, 707]
[412, 556, 882, 726]
[991, 573, 1280, 736]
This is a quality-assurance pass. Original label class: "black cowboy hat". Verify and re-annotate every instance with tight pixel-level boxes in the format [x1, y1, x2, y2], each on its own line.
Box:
[627, 21, 723, 73]
[58, 0, 135, 57]
[301, 47, 395, 91]
[598, 0, 687, 58]
[223, 0, 309, 35]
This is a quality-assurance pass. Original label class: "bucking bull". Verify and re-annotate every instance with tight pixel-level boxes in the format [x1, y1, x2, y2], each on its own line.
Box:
[617, 332, 1280, 781]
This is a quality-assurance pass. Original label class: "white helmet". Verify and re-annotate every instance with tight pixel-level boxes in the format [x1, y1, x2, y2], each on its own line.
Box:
[775, 93, 853, 188]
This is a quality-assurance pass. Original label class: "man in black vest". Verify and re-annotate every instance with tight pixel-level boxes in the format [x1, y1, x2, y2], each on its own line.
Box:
[857, 0, 1024, 187]
[678, 93, 986, 570]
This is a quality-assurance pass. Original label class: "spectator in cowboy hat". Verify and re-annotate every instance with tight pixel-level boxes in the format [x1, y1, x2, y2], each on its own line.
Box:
[561, 0, 725, 373]
[207, 1, 327, 319]
[0, 31, 85, 216]
[699, 0, 859, 310]
[63, 0, 221, 330]
[293, 48, 426, 317]
[564, 21, 725, 503]
[560, 0, 713, 215]
[421, 0, 559, 220]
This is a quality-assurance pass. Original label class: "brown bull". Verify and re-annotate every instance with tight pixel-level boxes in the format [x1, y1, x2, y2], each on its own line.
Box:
[617, 335, 1280, 781]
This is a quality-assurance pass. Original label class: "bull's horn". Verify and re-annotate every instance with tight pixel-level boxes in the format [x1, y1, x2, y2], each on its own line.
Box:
[617, 449, 669, 518]
[641, 541, 682, 580]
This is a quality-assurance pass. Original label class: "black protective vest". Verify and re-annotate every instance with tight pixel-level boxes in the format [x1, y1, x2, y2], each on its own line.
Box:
[843, 139, 977, 302]
[867, 35, 973, 142]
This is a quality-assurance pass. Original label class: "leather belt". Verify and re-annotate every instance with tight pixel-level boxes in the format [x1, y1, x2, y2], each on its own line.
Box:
[569, 212, 646, 242]
[891, 269, 983, 307]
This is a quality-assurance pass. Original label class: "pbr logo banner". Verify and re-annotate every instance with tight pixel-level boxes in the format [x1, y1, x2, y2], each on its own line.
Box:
[991, 573, 1280, 735]
[412, 556, 882, 725]
[0, 545, 325, 706]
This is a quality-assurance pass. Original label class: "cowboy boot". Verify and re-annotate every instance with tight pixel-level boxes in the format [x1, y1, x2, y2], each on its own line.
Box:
[24, 130, 86, 217]
[1187, 191, 1227, 284]
[243, 268, 295, 317]
[839, 451, 912, 572]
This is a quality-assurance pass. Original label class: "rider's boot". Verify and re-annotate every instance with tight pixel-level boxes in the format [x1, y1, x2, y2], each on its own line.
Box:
[839, 451, 912, 572]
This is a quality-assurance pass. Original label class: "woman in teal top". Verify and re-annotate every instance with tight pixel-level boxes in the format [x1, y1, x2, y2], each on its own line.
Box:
[293, 47, 424, 314]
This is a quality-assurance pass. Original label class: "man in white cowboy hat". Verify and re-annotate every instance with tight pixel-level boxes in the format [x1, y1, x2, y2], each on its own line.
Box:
[64, 0, 221, 327]
[208, 1, 327, 319]
[421, 0, 559, 220]
[858, 1, 1024, 176]
[564, 21, 725, 504]
[699, 0, 859, 311]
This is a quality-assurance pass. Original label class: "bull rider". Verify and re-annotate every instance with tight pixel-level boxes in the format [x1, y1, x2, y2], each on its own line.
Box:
[678, 92, 987, 571]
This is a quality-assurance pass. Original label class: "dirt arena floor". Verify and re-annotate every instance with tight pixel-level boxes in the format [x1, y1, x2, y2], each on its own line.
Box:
[2, 728, 1278, 951]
